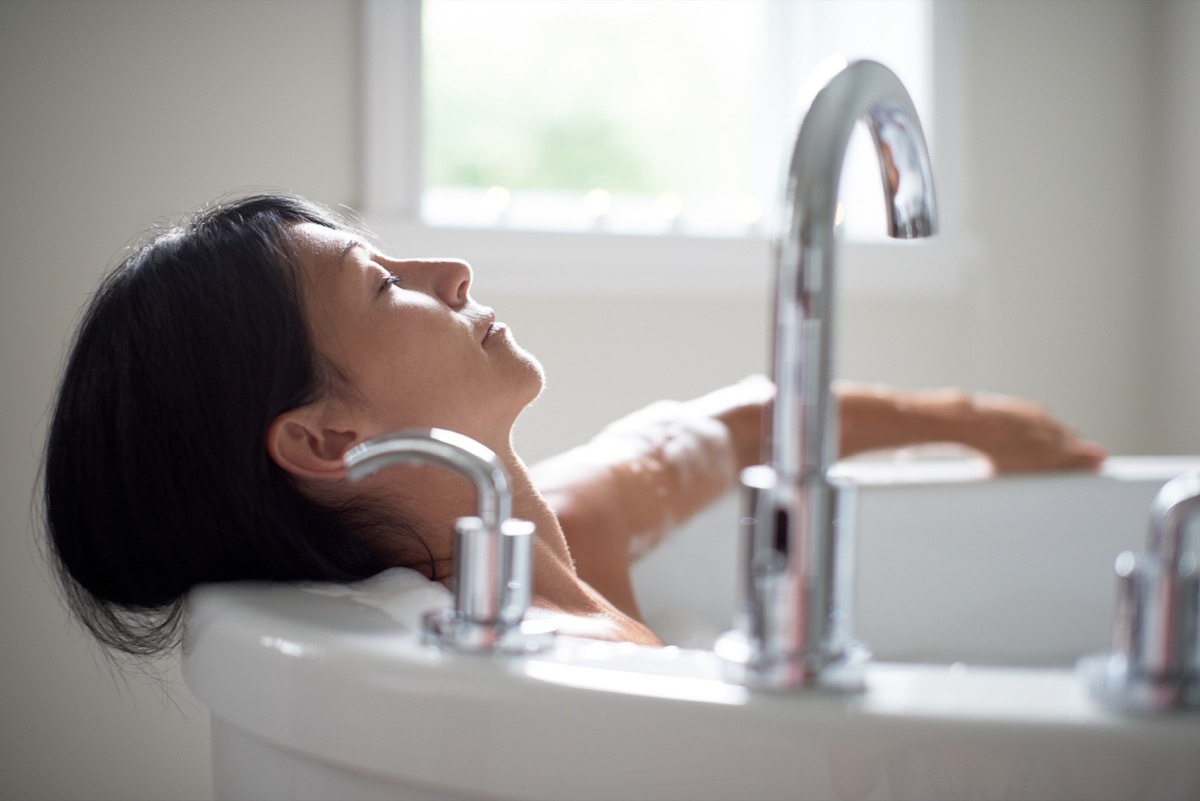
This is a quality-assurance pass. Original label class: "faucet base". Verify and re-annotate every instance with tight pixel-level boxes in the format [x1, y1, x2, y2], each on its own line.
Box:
[1079, 468, 1200, 713]
[422, 608, 557, 655]
[726, 468, 868, 692]
[1077, 652, 1200, 712]
[714, 628, 870, 692]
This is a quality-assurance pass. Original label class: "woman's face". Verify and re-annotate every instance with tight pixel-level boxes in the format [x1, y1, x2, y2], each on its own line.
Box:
[289, 223, 544, 448]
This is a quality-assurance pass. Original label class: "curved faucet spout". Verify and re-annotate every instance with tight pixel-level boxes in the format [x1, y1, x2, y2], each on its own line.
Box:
[344, 429, 550, 654]
[1147, 469, 1200, 569]
[345, 428, 511, 527]
[771, 56, 938, 480]
[721, 59, 938, 691]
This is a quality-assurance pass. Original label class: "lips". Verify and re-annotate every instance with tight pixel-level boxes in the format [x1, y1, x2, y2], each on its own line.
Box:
[483, 321, 506, 345]
[480, 309, 503, 345]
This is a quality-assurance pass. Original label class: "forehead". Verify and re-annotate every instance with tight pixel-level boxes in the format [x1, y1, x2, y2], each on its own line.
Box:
[286, 222, 362, 289]
[288, 221, 354, 261]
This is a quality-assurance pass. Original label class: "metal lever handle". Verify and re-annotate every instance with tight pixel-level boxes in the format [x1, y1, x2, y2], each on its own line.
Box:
[344, 428, 553, 653]
[1082, 469, 1200, 711]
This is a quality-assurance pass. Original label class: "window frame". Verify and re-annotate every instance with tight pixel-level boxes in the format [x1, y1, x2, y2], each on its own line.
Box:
[359, 0, 975, 299]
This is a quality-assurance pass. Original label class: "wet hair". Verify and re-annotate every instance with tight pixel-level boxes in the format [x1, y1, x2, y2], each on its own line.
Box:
[40, 194, 429, 659]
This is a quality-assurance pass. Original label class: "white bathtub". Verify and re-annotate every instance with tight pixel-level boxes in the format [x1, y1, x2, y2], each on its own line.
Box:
[183, 456, 1200, 800]
[635, 454, 1200, 666]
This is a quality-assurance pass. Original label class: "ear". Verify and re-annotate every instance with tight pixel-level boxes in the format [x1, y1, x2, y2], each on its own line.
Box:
[266, 403, 359, 482]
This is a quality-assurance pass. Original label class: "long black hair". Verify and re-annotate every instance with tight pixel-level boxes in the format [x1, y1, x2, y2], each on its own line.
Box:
[41, 194, 427, 658]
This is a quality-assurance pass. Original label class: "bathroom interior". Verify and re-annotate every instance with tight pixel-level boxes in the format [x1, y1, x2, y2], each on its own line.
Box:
[3, 1, 1200, 799]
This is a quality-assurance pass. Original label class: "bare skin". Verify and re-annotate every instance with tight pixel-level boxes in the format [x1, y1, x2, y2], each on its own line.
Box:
[267, 224, 660, 646]
[835, 382, 1108, 472]
[533, 375, 1106, 623]
[364, 442, 665, 645]
[268, 223, 1105, 644]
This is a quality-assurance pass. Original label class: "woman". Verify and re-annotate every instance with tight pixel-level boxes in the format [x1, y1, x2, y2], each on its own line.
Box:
[40, 194, 1105, 657]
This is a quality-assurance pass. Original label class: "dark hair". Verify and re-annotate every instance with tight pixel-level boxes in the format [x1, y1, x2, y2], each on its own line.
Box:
[41, 194, 427, 659]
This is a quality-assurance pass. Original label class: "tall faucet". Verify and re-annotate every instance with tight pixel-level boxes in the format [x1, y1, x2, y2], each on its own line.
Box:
[717, 58, 938, 690]
[344, 428, 553, 653]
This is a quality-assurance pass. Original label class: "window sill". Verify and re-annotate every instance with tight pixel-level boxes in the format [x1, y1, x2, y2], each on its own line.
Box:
[362, 216, 977, 300]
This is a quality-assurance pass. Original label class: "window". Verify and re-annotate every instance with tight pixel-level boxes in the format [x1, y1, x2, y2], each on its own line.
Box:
[362, 0, 967, 297]
[421, 0, 774, 238]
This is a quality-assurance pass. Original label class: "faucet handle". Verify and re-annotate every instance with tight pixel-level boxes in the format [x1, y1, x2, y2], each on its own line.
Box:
[1081, 469, 1200, 711]
[423, 515, 554, 654]
[344, 428, 554, 655]
[451, 515, 534, 629]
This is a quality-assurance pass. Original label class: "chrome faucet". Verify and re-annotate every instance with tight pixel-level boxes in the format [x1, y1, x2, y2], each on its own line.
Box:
[344, 428, 553, 653]
[1083, 468, 1200, 711]
[716, 58, 938, 690]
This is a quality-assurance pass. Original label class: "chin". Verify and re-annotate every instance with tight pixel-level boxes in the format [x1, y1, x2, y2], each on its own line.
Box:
[504, 337, 544, 398]
[517, 350, 546, 407]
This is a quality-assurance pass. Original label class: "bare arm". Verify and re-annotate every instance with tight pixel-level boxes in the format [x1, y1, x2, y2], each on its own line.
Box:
[529, 396, 739, 621]
[674, 375, 1107, 472]
[836, 382, 1107, 472]
[531, 376, 1106, 620]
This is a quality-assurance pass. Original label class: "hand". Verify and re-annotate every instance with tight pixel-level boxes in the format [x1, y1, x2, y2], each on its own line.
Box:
[836, 383, 1106, 474]
[955, 391, 1107, 474]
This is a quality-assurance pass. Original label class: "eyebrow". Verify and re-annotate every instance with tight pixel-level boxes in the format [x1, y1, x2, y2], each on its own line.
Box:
[339, 237, 366, 263]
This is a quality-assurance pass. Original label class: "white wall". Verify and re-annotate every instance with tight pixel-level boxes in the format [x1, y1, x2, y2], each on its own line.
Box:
[0, 2, 358, 799]
[2, 2, 1198, 800]
[1156, 0, 1200, 454]
[952, 0, 1158, 451]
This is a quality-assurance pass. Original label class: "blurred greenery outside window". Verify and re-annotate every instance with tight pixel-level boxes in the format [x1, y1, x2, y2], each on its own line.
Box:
[420, 0, 932, 240]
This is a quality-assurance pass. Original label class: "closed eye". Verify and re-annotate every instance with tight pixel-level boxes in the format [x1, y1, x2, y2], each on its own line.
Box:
[379, 274, 401, 293]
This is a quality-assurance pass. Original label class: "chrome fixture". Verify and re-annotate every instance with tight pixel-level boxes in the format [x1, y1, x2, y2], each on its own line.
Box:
[716, 58, 938, 690]
[344, 428, 553, 653]
[1082, 469, 1200, 711]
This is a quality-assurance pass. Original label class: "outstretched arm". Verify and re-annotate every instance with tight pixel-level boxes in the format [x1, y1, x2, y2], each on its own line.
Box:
[835, 382, 1107, 471]
[678, 375, 1107, 473]
[531, 376, 1106, 621]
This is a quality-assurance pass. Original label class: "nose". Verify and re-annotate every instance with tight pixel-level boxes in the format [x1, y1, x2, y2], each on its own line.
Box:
[397, 259, 472, 309]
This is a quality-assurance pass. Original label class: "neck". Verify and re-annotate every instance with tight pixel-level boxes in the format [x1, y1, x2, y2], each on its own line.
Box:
[356, 435, 659, 645]
[360, 438, 582, 604]
[481, 443, 598, 614]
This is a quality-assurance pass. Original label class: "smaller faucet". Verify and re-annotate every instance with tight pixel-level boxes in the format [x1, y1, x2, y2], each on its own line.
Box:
[1083, 469, 1200, 711]
[344, 428, 553, 653]
[716, 58, 937, 691]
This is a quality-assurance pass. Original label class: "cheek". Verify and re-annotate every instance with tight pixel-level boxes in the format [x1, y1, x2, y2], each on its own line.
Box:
[361, 332, 473, 419]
